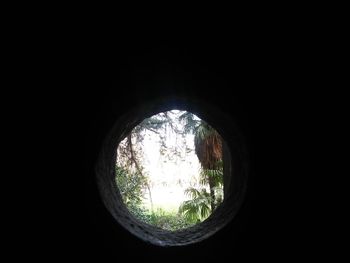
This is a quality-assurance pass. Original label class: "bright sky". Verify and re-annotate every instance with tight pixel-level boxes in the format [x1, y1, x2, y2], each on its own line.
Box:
[132, 110, 203, 212]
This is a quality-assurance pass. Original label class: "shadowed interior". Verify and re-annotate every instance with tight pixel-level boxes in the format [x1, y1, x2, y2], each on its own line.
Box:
[96, 96, 248, 246]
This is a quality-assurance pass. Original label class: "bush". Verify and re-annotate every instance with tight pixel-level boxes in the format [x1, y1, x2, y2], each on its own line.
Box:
[116, 166, 196, 231]
[147, 208, 195, 231]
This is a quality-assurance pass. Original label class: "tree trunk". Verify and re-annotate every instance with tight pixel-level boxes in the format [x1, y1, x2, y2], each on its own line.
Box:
[208, 176, 216, 211]
[127, 134, 154, 212]
[195, 125, 223, 211]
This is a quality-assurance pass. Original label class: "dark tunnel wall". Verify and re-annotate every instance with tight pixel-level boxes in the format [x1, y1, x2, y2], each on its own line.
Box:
[95, 95, 248, 246]
[29, 33, 312, 261]
[79, 43, 279, 260]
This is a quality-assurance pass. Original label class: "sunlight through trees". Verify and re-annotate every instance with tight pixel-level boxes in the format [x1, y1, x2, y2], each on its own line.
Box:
[115, 110, 224, 231]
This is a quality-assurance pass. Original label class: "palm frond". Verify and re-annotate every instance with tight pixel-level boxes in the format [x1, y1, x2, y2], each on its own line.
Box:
[179, 187, 214, 222]
[200, 203, 211, 218]
[184, 187, 201, 199]
[194, 123, 223, 170]
[200, 167, 224, 186]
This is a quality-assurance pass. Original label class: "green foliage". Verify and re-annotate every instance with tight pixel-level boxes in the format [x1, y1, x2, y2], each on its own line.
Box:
[179, 188, 212, 222]
[125, 202, 151, 223]
[115, 166, 146, 212]
[116, 110, 225, 230]
[116, 166, 195, 231]
[179, 153, 224, 221]
[194, 122, 213, 140]
[147, 208, 195, 231]
[212, 186, 224, 206]
[116, 166, 159, 225]
[199, 165, 224, 186]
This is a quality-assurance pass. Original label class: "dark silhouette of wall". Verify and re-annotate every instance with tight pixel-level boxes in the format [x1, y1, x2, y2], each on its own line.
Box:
[34, 34, 306, 261]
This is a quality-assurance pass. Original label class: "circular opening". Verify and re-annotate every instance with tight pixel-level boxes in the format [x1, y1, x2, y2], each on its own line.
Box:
[96, 97, 248, 246]
[116, 110, 225, 231]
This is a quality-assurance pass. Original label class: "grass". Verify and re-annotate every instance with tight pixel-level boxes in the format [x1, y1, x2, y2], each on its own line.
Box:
[146, 207, 196, 231]
[127, 202, 196, 231]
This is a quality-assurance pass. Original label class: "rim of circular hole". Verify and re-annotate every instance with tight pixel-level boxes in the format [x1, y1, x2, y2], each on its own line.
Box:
[96, 96, 249, 246]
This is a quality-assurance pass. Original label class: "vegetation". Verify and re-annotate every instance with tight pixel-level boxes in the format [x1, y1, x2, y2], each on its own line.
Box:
[115, 166, 148, 219]
[115, 110, 224, 231]
[116, 166, 194, 230]
[147, 208, 195, 231]
[177, 112, 224, 222]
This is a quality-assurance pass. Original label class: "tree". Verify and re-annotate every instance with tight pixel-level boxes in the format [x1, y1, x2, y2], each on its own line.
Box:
[116, 110, 224, 227]
[179, 188, 212, 223]
[115, 166, 150, 221]
[116, 130, 154, 213]
[116, 112, 178, 214]
[115, 166, 143, 206]
[194, 122, 223, 211]
[178, 112, 224, 220]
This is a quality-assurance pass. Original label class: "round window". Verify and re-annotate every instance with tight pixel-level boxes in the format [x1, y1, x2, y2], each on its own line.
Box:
[96, 96, 248, 246]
